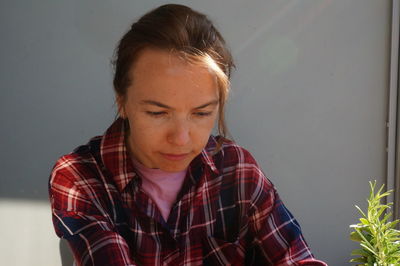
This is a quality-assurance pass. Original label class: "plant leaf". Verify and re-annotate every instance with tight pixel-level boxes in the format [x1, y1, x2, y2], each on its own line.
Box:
[351, 248, 371, 257]
[359, 218, 369, 225]
[350, 231, 363, 242]
[350, 257, 367, 263]
[355, 205, 367, 218]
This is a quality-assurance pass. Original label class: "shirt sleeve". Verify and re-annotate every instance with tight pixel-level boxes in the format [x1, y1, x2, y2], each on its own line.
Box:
[247, 168, 327, 266]
[49, 171, 136, 266]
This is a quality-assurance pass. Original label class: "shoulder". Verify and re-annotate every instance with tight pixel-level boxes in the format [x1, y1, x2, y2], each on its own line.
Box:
[209, 136, 273, 189]
[49, 135, 103, 191]
[209, 136, 260, 170]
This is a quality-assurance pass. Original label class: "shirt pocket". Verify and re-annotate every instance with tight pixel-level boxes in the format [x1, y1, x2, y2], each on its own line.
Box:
[202, 236, 245, 266]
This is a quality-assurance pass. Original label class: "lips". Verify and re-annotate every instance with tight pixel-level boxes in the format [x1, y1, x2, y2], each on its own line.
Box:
[161, 152, 190, 161]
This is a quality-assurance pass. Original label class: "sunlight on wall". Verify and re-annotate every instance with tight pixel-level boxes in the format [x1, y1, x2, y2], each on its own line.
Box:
[0, 199, 62, 266]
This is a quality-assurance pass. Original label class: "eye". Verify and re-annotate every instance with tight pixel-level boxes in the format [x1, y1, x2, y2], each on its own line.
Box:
[194, 111, 212, 117]
[146, 111, 167, 117]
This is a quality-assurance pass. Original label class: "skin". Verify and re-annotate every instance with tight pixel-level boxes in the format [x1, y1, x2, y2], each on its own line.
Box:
[117, 48, 219, 172]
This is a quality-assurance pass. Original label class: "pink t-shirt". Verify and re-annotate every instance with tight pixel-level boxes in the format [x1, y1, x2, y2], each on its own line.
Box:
[131, 157, 187, 221]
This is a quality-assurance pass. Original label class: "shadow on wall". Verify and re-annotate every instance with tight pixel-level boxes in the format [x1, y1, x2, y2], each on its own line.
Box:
[60, 239, 74, 266]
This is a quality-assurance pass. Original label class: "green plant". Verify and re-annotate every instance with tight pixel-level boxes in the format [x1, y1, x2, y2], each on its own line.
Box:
[349, 180, 400, 265]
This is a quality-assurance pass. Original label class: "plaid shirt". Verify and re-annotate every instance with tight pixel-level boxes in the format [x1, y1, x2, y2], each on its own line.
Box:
[49, 118, 327, 266]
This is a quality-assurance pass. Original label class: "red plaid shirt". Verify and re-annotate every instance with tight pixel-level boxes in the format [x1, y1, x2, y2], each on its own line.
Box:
[49, 118, 327, 266]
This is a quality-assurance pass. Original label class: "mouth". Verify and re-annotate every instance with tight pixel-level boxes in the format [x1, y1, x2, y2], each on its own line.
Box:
[160, 152, 190, 161]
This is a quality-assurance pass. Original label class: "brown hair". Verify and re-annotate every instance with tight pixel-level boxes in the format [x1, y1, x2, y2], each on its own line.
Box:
[112, 4, 234, 148]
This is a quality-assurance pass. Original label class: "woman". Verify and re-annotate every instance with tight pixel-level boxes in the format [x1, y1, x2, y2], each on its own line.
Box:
[49, 4, 327, 266]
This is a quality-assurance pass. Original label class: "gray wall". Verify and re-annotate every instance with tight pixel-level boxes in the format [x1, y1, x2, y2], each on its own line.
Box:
[0, 0, 390, 265]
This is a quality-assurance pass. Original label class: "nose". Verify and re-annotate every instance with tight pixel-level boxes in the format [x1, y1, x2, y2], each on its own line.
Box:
[167, 119, 190, 146]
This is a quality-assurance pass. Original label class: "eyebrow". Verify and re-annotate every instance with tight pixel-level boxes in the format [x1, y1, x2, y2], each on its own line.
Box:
[140, 100, 219, 110]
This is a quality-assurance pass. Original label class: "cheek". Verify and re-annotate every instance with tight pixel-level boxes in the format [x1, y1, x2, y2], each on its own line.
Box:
[193, 118, 217, 147]
[201, 114, 218, 132]
[128, 116, 163, 146]
[132, 122, 162, 141]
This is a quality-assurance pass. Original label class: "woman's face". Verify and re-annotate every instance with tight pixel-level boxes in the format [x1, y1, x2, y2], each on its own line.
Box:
[118, 48, 219, 172]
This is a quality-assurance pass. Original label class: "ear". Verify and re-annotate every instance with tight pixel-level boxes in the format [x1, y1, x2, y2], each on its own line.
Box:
[116, 94, 126, 119]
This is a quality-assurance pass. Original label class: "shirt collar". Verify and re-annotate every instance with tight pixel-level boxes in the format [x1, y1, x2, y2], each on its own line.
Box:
[100, 117, 220, 193]
[100, 117, 136, 192]
[200, 137, 220, 175]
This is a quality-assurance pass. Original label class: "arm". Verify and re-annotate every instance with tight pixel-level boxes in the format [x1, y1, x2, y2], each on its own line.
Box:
[247, 172, 327, 265]
[49, 172, 136, 266]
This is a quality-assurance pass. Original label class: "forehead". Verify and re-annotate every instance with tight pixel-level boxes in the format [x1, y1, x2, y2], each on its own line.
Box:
[132, 48, 212, 79]
[128, 48, 219, 102]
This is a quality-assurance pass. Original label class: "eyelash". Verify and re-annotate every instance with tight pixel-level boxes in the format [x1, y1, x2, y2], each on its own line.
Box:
[195, 112, 212, 117]
[146, 111, 166, 116]
[145, 111, 212, 117]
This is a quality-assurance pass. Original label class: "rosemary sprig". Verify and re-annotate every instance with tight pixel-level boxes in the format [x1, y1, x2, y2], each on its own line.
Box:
[349, 181, 400, 265]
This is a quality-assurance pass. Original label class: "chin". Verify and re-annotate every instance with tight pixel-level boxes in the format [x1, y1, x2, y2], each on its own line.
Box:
[155, 152, 197, 172]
